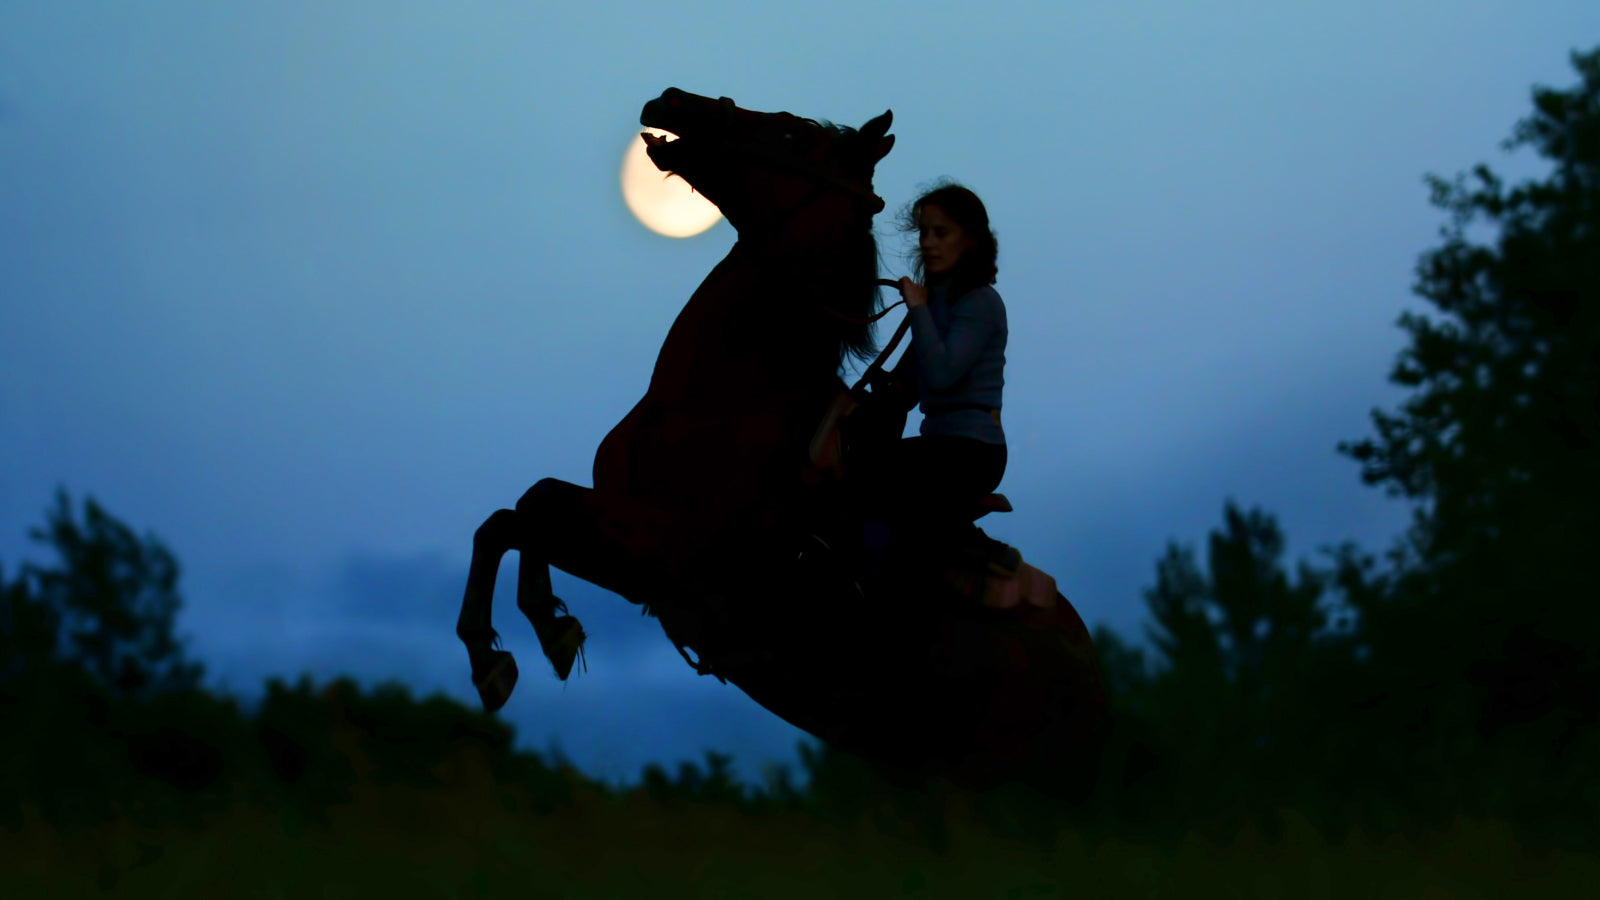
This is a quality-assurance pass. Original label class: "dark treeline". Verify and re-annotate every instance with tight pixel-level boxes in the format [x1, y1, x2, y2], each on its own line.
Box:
[3, 45, 1597, 869]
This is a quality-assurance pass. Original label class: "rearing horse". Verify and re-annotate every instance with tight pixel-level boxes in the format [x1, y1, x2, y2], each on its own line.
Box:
[457, 89, 1109, 794]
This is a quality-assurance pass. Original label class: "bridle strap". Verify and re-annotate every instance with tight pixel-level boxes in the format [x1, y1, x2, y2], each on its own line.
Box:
[734, 142, 886, 214]
[715, 95, 887, 215]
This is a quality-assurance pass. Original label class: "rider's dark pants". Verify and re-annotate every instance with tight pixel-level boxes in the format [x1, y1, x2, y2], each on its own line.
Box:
[859, 435, 1007, 546]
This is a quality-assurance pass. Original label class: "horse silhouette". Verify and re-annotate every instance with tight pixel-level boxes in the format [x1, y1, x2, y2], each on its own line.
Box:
[456, 88, 1109, 795]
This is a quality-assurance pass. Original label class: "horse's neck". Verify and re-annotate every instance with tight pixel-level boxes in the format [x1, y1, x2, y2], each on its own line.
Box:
[647, 243, 832, 411]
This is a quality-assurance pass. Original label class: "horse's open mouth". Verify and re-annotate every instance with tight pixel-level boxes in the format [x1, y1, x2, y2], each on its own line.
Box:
[641, 88, 715, 170]
[640, 129, 689, 171]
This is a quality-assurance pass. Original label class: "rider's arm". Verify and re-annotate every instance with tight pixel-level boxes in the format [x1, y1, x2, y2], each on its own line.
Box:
[906, 292, 998, 392]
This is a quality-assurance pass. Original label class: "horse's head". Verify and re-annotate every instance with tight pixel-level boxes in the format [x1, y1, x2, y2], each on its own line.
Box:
[639, 88, 894, 239]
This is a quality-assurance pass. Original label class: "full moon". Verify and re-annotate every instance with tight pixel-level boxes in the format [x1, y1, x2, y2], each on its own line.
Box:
[620, 128, 722, 238]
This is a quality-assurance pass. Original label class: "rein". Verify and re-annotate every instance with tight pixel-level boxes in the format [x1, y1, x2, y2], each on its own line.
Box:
[846, 281, 913, 394]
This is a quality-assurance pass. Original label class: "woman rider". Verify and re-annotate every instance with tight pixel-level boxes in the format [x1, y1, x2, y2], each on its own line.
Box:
[863, 182, 1013, 569]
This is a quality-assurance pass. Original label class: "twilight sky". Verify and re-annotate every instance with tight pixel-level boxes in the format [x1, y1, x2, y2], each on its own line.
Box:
[2, 2, 1595, 785]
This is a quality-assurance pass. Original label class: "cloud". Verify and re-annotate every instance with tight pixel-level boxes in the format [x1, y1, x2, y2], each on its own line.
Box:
[192, 549, 713, 681]
[188, 549, 813, 785]
[330, 550, 460, 622]
[323, 549, 671, 652]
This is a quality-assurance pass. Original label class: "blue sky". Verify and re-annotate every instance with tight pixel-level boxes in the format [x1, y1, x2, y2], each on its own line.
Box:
[3, 2, 1595, 786]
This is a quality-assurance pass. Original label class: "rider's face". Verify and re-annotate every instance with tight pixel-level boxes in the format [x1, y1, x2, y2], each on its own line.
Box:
[918, 204, 974, 276]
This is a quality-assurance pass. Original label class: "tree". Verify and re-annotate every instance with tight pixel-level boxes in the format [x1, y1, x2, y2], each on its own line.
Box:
[3, 488, 204, 699]
[1338, 46, 1600, 744]
[1120, 502, 1342, 816]
[0, 559, 60, 688]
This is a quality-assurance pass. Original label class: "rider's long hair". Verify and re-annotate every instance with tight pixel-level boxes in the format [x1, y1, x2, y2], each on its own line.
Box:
[900, 181, 999, 301]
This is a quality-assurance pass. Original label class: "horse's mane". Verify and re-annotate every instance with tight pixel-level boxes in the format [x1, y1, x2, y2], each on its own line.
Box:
[794, 120, 887, 378]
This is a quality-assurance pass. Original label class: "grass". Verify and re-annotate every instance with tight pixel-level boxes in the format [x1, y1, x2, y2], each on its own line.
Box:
[4, 783, 1596, 899]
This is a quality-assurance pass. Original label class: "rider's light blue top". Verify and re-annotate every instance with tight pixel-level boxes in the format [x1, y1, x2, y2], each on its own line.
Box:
[907, 282, 1007, 445]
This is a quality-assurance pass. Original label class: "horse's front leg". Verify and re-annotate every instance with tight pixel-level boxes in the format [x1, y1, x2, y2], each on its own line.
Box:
[463, 477, 692, 712]
[457, 508, 521, 712]
[513, 486, 589, 685]
[513, 477, 693, 666]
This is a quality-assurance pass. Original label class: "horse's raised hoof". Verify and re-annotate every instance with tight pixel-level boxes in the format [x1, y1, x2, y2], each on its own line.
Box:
[536, 616, 587, 681]
[471, 648, 519, 713]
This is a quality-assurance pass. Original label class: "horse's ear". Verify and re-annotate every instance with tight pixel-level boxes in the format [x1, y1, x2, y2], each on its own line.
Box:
[858, 110, 893, 163]
[860, 109, 892, 140]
